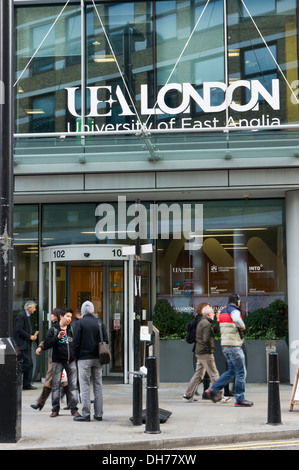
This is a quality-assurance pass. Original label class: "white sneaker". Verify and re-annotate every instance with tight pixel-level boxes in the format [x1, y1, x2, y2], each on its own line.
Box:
[183, 395, 198, 402]
[220, 396, 231, 403]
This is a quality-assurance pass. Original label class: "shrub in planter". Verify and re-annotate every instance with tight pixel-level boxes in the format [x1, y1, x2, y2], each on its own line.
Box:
[153, 299, 190, 339]
[244, 299, 288, 340]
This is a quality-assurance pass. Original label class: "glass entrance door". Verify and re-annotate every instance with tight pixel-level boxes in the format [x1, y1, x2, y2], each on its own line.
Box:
[41, 244, 131, 380]
[55, 261, 124, 376]
[41, 244, 152, 383]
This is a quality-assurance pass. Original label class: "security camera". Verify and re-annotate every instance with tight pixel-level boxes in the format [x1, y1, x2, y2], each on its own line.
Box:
[84, 253, 90, 258]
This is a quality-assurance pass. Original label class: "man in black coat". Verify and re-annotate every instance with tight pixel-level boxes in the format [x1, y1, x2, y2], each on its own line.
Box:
[73, 301, 108, 421]
[13, 300, 38, 390]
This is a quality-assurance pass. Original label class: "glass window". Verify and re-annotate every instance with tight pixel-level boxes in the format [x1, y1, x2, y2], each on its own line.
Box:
[14, 0, 299, 138]
[66, 13, 81, 66]
[16, 3, 81, 134]
[32, 23, 55, 74]
[31, 94, 55, 132]
[156, 199, 285, 315]
[41, 201, 152, 247]
[227, 0, 297, 126]
[13, 205, 39, 311]
[42, 203, 98, 246]
[156, 14, 177, 43]
[242, 0, 276, 17]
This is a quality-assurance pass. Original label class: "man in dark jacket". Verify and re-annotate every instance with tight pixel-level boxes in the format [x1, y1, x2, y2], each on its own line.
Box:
[13, 300, 38, 390]
[183, 305, 228, 403]
[43, 309, 80, 418]
[73, 301, 108, 422]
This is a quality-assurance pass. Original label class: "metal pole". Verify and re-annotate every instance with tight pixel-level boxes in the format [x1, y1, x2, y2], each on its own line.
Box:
[134, 199, 141, 372]
[0, 1, 14, 337]
[0, 0, 22, 443]
[132, 199, 142, 425]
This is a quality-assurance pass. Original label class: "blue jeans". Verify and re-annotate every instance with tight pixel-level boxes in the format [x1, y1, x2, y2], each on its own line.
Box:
[210, 346, 247, 403]
[51, 361, 78, 412]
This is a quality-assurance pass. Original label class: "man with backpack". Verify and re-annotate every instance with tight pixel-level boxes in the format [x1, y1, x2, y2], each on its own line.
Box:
[43, 308, 81, 418]
[183, 304, 228, 403]
[205, 293, 253, 407]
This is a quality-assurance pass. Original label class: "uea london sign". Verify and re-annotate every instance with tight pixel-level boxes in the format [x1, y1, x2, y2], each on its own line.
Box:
[66, 79, 281, 133]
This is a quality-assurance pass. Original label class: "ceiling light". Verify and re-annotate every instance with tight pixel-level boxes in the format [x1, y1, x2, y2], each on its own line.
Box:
[92, 54, 115, 63]
[25, 109, 45, 115]
[228, 49, 240, 57]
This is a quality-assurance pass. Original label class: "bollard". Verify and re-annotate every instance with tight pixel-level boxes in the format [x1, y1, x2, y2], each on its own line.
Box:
[145, 356, 161, 434]
[267, 352, 282, 425]
[0, 338, 22, 442]
[132, 373, 143, 426]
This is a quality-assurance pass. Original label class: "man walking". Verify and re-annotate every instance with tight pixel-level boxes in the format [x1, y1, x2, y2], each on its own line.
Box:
[206, 293, 253, 407]
[183, 305, 228, 402]
[13, 300, 38, 390]
[73, 300, 109, 422]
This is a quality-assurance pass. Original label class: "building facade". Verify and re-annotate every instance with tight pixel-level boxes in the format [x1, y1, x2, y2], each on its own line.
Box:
[12, 0, 299, 382]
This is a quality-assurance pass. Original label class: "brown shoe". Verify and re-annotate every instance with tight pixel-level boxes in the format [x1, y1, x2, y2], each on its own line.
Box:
[50, 410, 59, 418]
[71, 410, 81, 417]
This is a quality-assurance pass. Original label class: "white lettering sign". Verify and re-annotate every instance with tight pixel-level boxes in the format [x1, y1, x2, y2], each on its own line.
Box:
[66, 79, 280, 118]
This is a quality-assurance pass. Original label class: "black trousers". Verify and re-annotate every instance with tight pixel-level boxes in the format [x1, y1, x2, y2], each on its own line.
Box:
[21, 344, 33, 388]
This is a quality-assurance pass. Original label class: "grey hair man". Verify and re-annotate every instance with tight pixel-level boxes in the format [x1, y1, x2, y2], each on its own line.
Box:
[13, 300, 38, 390]
[73, 301, 108, 421]
[183, 305, 229, 403]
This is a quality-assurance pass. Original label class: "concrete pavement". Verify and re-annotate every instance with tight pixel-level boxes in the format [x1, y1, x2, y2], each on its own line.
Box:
[0, 381, 299, 450]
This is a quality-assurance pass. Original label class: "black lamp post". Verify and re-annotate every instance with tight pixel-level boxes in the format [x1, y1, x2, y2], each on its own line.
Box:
[0, 0, 22, 443]
[132, 199, 143, 425]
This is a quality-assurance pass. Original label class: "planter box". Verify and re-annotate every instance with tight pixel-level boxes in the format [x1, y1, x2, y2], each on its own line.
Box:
[158, 339, 289, 383]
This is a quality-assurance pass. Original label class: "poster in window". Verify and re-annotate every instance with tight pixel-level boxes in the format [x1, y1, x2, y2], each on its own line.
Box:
[208, 264, 236, 295]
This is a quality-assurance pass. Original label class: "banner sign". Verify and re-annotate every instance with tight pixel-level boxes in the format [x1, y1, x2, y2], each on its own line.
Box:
[65, 79, 281, 134]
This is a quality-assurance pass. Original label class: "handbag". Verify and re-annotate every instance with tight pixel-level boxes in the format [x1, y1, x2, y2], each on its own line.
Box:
[98, 322, 111, 365]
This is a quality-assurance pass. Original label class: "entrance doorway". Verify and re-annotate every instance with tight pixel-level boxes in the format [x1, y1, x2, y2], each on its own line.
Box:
[40, 244, 152, 382]
[56, 261, 124, 375]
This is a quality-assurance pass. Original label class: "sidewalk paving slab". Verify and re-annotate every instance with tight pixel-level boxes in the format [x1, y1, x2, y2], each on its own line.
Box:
[0, 382, 299, 450]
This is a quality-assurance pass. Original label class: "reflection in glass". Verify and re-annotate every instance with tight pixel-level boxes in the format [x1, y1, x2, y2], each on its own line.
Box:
[157, 199, 285, 315]
[13, 205, 39, 310]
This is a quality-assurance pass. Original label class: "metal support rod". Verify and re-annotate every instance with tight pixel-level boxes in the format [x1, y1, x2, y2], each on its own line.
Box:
[80, 0, 86, 133]
[267, 352, 282, 425]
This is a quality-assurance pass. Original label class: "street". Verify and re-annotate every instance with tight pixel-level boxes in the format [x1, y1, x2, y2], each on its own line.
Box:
[176, 438, 299, 450]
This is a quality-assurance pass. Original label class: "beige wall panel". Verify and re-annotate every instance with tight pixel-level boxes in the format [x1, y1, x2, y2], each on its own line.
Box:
[15, 174, 84, 192]
[230, 168, 299, 186]
[85, 172, 155, 190]
[156, 170, 228, 188]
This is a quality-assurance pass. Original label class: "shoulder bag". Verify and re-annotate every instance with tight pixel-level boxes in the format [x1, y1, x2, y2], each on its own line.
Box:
[98, 322, 111, 365]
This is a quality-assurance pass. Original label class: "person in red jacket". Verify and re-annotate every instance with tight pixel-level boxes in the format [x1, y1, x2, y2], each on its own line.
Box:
[206, 293, 253, 407]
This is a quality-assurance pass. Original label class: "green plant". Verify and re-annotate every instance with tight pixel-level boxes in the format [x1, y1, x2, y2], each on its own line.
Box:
[152, 299, 190, 339]
[244, 299, 288, 340]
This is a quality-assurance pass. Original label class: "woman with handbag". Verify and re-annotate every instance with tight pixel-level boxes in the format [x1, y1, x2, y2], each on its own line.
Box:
[73, 300, 109, 422]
